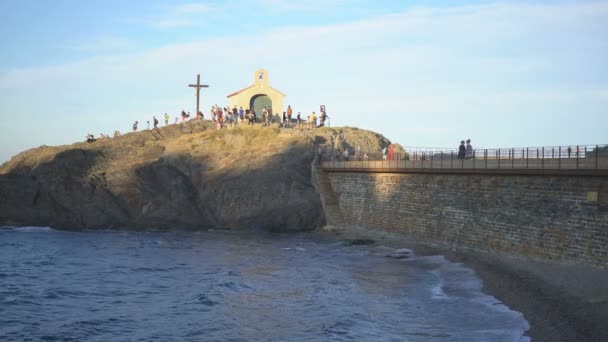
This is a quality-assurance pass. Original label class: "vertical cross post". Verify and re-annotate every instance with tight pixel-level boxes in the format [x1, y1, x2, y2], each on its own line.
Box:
[188, 74, 209, 119]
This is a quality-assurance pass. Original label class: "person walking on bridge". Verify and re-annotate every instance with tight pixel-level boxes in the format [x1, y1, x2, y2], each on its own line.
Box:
[465, 139, 474, 159]
[458, 140, 466, 159]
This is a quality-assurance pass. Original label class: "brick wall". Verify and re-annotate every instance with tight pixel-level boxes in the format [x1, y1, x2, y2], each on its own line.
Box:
[325, 172, 608, 267]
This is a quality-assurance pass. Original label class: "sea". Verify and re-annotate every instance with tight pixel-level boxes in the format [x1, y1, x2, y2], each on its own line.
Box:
[0, 226, 530, 341]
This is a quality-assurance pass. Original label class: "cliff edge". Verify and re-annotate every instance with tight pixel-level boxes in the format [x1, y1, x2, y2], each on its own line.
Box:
[0, 122, 391, 231]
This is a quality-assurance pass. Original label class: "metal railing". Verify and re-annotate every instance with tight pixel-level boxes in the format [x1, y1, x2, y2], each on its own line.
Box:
[317, 144, 608, 171]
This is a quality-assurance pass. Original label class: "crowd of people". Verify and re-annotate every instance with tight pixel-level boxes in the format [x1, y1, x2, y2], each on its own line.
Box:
[203, 104, 329, 130]
[85, 104, 329, 142]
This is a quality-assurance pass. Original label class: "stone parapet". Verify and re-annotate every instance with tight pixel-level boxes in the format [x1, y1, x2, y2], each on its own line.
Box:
[323, 171, 608, 268]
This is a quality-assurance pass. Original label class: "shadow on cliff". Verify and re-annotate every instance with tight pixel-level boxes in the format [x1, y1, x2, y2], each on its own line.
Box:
[0, 148, 131, 229]
[131, 142, 325, 232]
[0, 140, 325, 232]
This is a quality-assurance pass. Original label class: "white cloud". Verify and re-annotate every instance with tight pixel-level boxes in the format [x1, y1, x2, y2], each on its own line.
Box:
[174, 3, 215, 14]
[253, 0, 348, 11]
[1, 1, 607, 162]
[69, 36, 132, 52]
[129, 2, 216, 29]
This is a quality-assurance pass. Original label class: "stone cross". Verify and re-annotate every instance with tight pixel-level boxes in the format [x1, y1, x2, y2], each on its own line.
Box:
[188, 74, 209, 118]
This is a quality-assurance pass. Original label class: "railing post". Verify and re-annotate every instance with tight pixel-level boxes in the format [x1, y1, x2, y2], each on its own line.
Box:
[526, 148, 529, 168]
[558, 146, 561, 169]
[451, 151, 453, 168]
[498, 149, 500, 168]
[485, 149, 487, 168]
[473, 149, 476, 168]
[512, 148, 514, 168]
[422, 152, 425, 168]
[576, 145, 579, 169]
[462, 150, 464, 168]
[596, 145, 599, 169]
[584, 146, 587, 169]
[441, 152, 443, 169]
[542, 147, 544, 169]
[552, 147, 554, 168]
[431, 152, 433, 169]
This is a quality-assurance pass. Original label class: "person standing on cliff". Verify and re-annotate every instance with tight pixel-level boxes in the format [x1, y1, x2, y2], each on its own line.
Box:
[216, 109, 223, 129]
[262, 107, 269, 126]
[287, 105, 293, 127]
[246, 109, 254, 125]
[297, 112, 302, 129]
[458, 140, 466, 159]
[232, 106, 238, 125]
[355, 145, 362, 161]
[164, 113, 169, 126]
[465, 139, 474, 159]
[132, 121, 138, 132]
[153, 116, 158, 129]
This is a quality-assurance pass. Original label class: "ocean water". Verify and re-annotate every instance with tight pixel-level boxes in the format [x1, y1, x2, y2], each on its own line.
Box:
[0, 227, 529, 341]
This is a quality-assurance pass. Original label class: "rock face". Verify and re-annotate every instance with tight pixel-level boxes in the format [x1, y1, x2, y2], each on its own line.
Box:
[0, 122, 391, 231]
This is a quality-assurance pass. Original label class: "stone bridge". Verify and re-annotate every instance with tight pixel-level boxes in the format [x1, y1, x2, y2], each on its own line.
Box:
[312, 150, 608, 268]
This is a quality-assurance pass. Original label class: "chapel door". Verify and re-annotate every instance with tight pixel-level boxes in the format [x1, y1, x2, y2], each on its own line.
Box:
[250, 94, 272, 120]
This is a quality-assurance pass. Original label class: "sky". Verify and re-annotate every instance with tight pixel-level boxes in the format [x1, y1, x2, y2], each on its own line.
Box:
[0, 0, 607, 163]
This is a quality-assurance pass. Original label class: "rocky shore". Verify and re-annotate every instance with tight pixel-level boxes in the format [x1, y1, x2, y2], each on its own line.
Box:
[2, 120, 606, 341]
[324, 225, 608, 342]
[0, 121, 391, 231]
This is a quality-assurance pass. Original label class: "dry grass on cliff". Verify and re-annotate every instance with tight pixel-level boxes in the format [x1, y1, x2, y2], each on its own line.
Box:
[0, 120, 395, 176]
[163, 125, 313, 174]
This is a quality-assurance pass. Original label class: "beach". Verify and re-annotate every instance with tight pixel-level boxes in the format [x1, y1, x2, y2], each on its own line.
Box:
[323, 225, 608, 341]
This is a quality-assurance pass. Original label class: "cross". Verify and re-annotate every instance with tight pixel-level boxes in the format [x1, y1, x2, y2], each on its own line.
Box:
[188, 74, 209, 118]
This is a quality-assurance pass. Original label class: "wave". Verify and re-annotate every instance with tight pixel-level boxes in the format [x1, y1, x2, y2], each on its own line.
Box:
[1, 226, 54, 232]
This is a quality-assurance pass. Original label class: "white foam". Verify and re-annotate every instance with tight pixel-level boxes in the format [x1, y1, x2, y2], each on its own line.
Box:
[431, 281, 448, 300]
[430, 256, 531, 340]
[6, 226, 54, 232]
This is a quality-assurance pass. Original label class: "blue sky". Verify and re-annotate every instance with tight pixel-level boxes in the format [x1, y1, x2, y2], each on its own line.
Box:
[1, 0, 607, 163]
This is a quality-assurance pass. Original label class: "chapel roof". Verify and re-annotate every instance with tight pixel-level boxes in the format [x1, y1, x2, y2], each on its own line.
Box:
[226, 85, 286, 98]
[226, 85, 255, 98]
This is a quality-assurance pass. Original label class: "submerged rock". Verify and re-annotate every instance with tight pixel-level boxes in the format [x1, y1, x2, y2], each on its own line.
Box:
[386, 248, 414, 259]
[343, 239, 376, 246]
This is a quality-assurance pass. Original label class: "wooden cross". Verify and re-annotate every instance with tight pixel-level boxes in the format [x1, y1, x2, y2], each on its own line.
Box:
[188, 74, 209, 118]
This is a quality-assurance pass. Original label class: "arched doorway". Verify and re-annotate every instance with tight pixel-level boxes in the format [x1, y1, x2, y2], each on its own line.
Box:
[250, 94, 272, 120]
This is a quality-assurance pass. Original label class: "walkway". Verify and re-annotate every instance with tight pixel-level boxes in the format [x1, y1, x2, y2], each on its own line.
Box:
[319, 145, 608, 176]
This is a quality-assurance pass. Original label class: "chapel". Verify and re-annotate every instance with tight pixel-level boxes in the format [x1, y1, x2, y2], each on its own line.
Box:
[227, 69, 285, 117]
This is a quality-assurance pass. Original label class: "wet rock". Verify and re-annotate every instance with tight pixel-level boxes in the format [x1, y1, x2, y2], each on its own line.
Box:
[343, 239, 375, 246]
[386, 248, 414, 259]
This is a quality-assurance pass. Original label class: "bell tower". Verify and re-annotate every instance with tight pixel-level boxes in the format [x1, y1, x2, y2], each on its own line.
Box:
[254, 68, 269, 86]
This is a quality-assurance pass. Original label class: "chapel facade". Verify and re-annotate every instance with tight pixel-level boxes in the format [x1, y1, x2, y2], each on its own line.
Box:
[227, 69, 285, 118]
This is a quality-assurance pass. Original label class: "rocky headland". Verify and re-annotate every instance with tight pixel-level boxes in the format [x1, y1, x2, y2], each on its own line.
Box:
[0, 122, 392, 231]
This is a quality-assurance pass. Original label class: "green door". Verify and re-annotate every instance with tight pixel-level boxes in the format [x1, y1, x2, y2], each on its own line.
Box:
[250, 94, 272, 120]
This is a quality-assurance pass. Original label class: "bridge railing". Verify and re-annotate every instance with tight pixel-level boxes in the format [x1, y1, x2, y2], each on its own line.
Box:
[317, 144, 608, 170]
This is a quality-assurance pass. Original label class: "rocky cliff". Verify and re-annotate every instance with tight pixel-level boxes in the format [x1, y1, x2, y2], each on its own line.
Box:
[0, 122, 391, 231]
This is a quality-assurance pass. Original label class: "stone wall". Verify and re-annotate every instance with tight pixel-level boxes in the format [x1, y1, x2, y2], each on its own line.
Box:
[324, 171, 608, 267]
